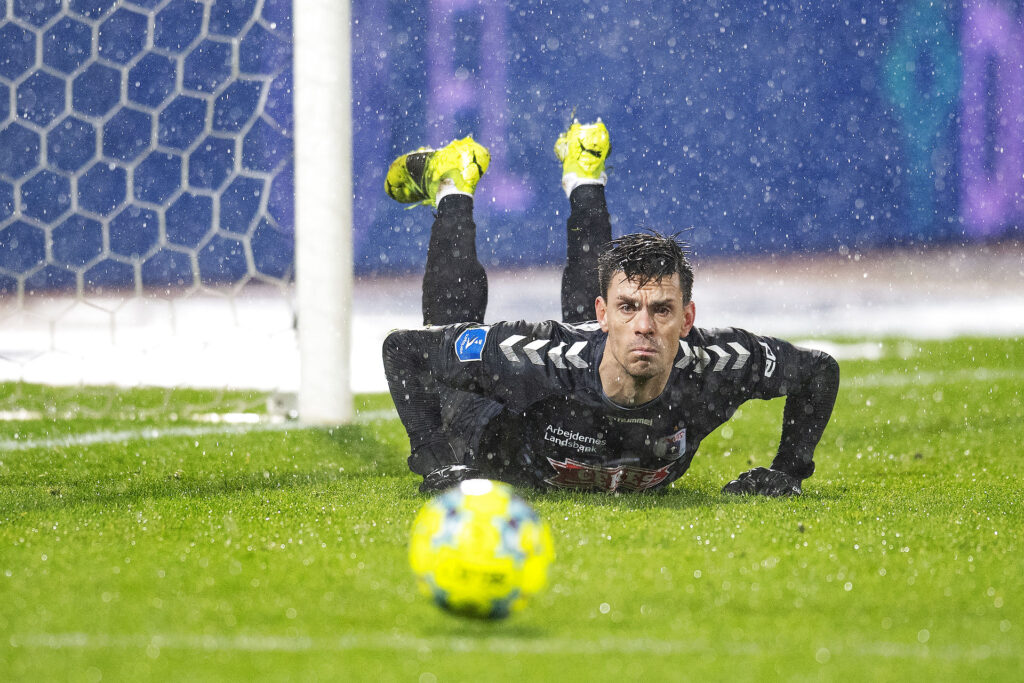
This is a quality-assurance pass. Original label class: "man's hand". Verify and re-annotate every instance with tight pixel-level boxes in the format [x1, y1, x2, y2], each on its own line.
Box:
[722, 467, 802, 497]
[419, 464, 484, 493]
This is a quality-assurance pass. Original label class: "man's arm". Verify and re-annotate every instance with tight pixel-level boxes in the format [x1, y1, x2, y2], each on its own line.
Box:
[767, 344, 840, 480]
[722, 334, 840, 496]
[382, 325, 482, 474]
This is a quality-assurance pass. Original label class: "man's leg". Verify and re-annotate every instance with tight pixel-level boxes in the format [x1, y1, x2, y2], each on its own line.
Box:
[384, 135, 491, 324]
[554, 120, 612, 323]
[562, 185, 611, 323]
[422, 194, 487, 325]
[385, 136, 499, 490]
[425, 192, 496, 482]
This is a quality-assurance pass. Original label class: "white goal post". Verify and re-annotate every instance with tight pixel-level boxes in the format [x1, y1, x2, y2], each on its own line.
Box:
[294, 0, 354, 425]
[0, 2, 354, 424]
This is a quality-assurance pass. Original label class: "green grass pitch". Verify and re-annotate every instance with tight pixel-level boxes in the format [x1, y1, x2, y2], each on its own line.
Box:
[1, 337, 1021, 681]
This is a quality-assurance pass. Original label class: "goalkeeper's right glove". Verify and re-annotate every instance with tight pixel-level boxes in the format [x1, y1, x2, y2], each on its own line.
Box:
[722, 467, 802, 497]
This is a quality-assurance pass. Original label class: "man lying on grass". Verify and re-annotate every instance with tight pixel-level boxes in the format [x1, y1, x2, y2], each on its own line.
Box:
[382, 120, 840, 495]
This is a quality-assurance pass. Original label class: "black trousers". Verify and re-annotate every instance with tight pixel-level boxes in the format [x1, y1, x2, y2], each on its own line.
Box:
[411, 184, 612, 478]
[421, 184, 612, 326]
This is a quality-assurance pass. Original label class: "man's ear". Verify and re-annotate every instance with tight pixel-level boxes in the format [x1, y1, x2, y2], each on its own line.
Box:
[680, 300, 696, 337]
[595, 296, 608, 332]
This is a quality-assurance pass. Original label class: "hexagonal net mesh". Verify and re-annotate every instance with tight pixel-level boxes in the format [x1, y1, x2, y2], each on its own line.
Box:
[0, 0, 300, 401]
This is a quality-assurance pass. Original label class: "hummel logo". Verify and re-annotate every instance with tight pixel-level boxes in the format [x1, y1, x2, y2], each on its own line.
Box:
[760, 341, 776, 377]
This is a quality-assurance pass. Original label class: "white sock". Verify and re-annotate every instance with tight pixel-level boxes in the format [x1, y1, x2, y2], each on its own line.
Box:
[561, 172, 608, 198]
[434, 177, 471, 207]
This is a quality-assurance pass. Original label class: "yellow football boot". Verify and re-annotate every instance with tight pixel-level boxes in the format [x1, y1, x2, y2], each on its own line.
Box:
[385, 135, 490, 206]
[554, 119, 610, 180]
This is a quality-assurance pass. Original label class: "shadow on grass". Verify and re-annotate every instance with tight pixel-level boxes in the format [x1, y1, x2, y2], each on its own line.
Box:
[505, 480, 849, 510]
[437, 618, 548, 640]
[507, 484, 721, 511]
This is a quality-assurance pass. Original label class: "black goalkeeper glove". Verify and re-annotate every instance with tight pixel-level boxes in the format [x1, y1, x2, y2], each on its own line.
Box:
[722, 467, 802, 497]
[419, 464, 484, 493]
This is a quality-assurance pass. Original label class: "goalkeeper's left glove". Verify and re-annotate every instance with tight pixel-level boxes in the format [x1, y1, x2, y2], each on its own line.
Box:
[419, 464, 484, 493]
[722, 466, 802, 497]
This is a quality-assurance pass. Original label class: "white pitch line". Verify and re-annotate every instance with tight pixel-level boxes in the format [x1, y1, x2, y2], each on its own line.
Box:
[847, 367, 1024, 389]
[0, 409, 399, 453]
[5, 631, 1018, 662]
[0, 423, 294, 453]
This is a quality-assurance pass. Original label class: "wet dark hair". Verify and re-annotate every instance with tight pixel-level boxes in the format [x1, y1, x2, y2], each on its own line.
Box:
[597, 230, 694, 303]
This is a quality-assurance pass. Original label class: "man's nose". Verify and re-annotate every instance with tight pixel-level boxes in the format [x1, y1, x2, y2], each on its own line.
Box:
[634, 307, 654, 333]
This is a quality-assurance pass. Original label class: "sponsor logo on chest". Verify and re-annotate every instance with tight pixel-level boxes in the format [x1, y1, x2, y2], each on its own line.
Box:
[545, 458, 674, 492]
[543, 424, 606, 454]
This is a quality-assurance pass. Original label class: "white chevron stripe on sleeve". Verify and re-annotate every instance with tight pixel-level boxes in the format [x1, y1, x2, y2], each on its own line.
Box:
[706, 345, 731, 372]
[565, 341, 589, 368]
[547, 342, 568, 369]
[728, 342, 750, 370]
[523, 339, 550, 365]
[675, 340, 693, 369]
[499, 334, 526, 362]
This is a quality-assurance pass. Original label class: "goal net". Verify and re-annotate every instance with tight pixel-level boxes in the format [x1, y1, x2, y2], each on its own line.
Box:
[0, 1, 351, 422]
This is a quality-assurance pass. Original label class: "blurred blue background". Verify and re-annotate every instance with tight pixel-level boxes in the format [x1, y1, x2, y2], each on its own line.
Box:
[0, 0, 1020, 290]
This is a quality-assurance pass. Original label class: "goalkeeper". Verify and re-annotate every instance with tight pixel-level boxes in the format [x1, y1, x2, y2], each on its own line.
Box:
[382, 120, 839, 496]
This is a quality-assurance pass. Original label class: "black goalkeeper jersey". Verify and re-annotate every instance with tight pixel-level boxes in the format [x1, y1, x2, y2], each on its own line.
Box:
[383, 320, 839, 492]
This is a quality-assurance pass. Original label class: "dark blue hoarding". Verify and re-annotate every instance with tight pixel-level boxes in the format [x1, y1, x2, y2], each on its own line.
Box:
[0, 0, 1020, 291]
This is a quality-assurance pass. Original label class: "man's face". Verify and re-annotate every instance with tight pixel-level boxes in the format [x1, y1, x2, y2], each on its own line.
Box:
[595, 272, 696, 389]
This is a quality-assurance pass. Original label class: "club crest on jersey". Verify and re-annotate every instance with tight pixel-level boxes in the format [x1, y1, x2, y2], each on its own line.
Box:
[652, 428, 687, 459]
[454, 326, 489, 362]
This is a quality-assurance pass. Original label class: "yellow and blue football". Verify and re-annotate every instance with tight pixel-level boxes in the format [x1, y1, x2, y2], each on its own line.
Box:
[409, 479, 554, 619]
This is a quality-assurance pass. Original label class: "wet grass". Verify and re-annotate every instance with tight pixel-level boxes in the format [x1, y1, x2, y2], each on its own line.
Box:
[0, 337, 1021, 681]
